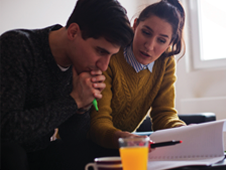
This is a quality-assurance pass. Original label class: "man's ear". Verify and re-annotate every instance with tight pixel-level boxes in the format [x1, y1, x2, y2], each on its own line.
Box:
[67, 23, 80, 40]
[132, 18, 138, 31]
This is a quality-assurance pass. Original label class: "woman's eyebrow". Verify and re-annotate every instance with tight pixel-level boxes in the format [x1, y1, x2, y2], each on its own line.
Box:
[144, 25, 169, 39]
[144, 25, 153, 32]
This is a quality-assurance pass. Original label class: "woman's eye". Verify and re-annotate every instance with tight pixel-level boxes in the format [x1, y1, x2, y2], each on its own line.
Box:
[158, 38, 166, 44]
[142, 30, 150, 36]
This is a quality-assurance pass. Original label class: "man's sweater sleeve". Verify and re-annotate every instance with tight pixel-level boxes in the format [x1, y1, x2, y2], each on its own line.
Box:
[0, 31, 77, 144]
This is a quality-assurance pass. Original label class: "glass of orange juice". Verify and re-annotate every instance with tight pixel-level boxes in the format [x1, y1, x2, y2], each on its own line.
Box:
[118, 136, 149, 170]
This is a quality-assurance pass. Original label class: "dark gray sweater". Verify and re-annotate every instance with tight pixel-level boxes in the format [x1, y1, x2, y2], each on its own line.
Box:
[0, 25, 78, 152]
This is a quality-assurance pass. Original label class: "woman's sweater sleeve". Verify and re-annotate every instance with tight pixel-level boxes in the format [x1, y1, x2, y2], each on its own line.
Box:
[150, 57, 186, 130]
[88, 65, 121, 149]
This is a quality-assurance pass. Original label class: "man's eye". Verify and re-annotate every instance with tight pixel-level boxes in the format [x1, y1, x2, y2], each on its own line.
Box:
[97, 49, 108, 56]
[98, 50, 105, 54]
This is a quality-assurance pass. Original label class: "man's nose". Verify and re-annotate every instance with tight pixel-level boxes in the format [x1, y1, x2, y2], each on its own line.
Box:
[97, 56, 111, 72]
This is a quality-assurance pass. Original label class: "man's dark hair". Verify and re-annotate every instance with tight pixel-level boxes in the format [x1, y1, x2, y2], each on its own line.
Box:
[66, 0, 133, 47]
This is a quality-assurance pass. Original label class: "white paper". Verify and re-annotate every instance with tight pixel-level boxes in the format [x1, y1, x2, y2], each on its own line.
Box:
[148, 119, 226, 170]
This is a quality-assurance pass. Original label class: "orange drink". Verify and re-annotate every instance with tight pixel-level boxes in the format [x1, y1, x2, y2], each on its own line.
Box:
[118, 136, 149, 170]
[119, 146, 148, 170]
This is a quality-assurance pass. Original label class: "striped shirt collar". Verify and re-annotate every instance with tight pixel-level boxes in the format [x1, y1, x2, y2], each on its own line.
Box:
[124, 44, 154, 73]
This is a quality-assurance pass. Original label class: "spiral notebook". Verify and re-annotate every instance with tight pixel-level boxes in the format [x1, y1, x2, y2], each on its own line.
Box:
[148, 119, 226, 170]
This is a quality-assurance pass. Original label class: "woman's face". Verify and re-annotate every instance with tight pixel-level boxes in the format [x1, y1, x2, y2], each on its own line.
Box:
[132, 15, 173, 65]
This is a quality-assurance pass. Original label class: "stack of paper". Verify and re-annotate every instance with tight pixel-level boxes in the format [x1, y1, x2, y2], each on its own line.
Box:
[148, 119, 226, 170]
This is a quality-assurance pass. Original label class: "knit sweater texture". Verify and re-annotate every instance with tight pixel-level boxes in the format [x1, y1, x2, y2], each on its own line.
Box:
[0, 25, 78, 152]
[89, 49, 186, 148]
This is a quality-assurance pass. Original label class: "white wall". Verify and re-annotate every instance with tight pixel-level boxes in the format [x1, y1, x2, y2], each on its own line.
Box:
[176, 0, 226, 121]
[0, 0, 140, 35]
[0, 0, 77, 34]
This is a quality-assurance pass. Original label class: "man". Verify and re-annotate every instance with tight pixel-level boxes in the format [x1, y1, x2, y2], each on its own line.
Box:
[0, 0, 133, 169]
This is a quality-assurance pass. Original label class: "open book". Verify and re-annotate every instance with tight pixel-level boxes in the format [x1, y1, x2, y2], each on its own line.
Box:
[148, 119, 226, 170]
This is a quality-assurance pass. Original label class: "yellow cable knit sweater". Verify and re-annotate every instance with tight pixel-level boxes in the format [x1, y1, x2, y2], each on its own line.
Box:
[89, 49, 186, 148]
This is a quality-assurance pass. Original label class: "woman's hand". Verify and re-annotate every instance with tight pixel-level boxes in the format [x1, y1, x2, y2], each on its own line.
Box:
[113, 131, 140, 148]
[114, 131, 155, 153]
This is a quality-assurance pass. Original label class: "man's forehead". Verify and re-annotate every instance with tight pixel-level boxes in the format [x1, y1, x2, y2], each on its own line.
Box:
[93, 37, 120, 53]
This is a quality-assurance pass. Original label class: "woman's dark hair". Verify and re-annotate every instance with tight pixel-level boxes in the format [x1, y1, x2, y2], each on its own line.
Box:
[136, 0, 185, 58]
[66, 0, 134, 48]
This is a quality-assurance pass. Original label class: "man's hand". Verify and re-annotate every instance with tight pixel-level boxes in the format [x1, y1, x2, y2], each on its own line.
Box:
[70, 67, 106, 111]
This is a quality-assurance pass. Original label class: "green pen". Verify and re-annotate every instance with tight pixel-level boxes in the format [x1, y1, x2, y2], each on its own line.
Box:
[92, 99, 99, 111]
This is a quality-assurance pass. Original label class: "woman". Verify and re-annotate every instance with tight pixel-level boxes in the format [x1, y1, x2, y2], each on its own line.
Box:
[88, 0, 187, 149]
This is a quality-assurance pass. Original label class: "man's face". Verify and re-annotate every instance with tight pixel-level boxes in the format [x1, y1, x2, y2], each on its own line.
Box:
[67, 24, 120, 74]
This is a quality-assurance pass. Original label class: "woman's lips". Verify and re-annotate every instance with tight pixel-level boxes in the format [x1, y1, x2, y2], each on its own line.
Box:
[140, 51, 150, 58]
